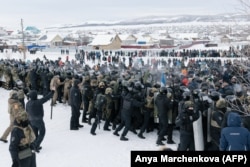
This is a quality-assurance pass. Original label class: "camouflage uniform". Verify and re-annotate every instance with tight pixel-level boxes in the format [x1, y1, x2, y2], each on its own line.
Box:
[62, 77, 72, 105]
[3, 65, 12, 90]
[50, 75, 64, 105]
[0, 91, 24, 142]
[11, 66, 20, 83]
[9, 110, 36, 167]
[0, 63, 4, 87]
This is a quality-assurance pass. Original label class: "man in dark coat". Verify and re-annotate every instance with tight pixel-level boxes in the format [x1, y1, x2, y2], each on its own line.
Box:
[81, 75, 92, 123]
[175, 101, 199, 151]
[90, 82, 106, 135]
[29, 64, 38, 91]
[26, 89, 54, 153]
[155, 87, 172, 145]
[70, 79, 83, 130]
[113, 83, 145, 141]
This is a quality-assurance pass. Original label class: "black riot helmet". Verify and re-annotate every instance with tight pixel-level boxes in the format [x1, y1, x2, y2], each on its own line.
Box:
[210, 91, 220, 101]
[134, 81, 144, 91]
[182, 91, 191, 101]
[192, 89, 201, 99]
[159, 87, 168, 94]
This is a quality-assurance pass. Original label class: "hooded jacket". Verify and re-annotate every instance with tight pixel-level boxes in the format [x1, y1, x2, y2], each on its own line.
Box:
[26, 90, 53, 121]
[220, 112, 250, 151]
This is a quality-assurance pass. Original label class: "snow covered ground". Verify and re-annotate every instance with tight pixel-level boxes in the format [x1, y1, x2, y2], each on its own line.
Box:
[0, 50, 179, 167]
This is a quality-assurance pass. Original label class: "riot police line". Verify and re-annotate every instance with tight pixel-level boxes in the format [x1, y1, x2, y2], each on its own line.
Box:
[0, 53, 250, 151]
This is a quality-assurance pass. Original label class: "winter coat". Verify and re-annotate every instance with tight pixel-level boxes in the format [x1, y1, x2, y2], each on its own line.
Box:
[175, 108, 199, 134]
[50, 75, 64, 90]
[26, 90, 53, 121]
[82, 81, 93, 100]
[8, 98, 24, 118]
[155, 93, 171, 123]
[70, 83, 82, 110]
[9, 121, 36, 167]
[121, 91, 144, 117]
[220, 112, 250, 151]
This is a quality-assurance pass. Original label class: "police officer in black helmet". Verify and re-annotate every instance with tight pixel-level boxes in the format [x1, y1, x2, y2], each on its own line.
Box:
[113, 81, 145, 141]
[155, 87, 172, 145]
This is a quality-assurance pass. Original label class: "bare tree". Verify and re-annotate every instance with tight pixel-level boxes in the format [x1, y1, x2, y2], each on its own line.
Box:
[237, 0, 250, 14]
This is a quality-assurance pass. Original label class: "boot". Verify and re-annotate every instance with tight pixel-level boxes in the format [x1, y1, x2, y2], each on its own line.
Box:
[90, 131, 96, 135]
[88, 118, 92, 125]
[120, 136, 128, 141]
[82, 116, 88, 123]
[167, 139, 176, 144]
[162, 137, 167, 141]
[103, 121, 111, 131]
[112, 124, 116, 130]
[90, 123, 97, 135]
[167, 124, 175, 144]
[78, 124, 84, 128]
[156, 137, 165, 146]
[0, 138, 8, 143]
[113, 131, 120, 136]
[130, 129, 137, 134]
[104, 128, 111, 131]
[138, 132, 145, 139]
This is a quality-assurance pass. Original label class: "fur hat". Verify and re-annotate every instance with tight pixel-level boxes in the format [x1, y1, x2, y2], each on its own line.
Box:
[105, 87, 112, 95]
[216, 99, 227, 109]
[150, 87, 158, 93]
[90, 79, 98, 87]
[9, 90, 18, 99]
[109, 80, 117, 87]
[98, 81, 105, 88]
[184, 101, 194, 109]
[15, 110, 28, 123]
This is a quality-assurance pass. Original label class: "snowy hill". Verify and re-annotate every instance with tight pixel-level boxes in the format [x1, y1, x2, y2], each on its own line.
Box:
[45, 13, 250, 29]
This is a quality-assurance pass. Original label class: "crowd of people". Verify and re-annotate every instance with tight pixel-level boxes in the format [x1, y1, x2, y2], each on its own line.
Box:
[0, 49, 250, 166]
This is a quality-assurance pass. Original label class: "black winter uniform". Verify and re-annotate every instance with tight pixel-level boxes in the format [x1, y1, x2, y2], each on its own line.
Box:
[175, 107, 199, 151]
[29, 68, 38, 91]
[69, 80, 82, 130]
[155, 93, 171, 144]
[210, 108, 225, 150]
[81, 81, 92, 122]
[40, 69, 50, 97]
[114, 91, 145, 140]
[26, 90, 53, 151]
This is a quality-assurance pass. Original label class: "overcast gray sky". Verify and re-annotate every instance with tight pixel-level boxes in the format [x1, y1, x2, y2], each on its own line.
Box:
[0, 0, 240, 29]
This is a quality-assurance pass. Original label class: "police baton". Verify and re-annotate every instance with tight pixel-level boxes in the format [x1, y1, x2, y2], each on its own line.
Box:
[50, 87, 56, 120]
[50, 98, 53, 120]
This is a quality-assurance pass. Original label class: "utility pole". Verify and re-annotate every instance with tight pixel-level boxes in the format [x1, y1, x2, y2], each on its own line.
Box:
[21, 18, 26, 60]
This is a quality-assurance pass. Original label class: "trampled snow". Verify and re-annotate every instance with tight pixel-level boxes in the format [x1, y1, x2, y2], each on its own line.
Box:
[0, 50, 179, 167]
